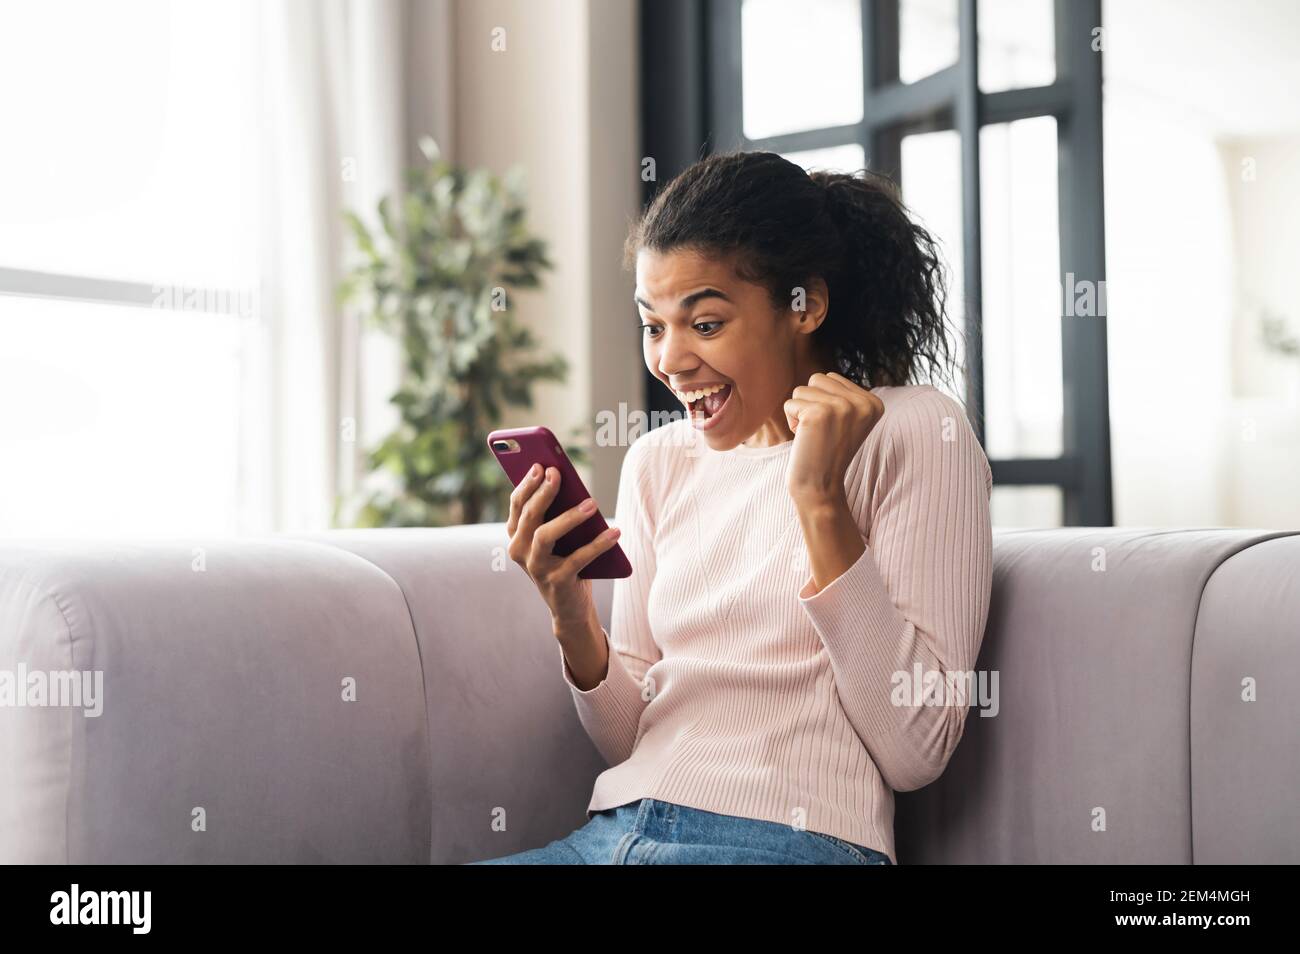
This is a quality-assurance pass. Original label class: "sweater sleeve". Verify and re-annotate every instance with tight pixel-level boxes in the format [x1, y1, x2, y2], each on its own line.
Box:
[558, 431, 662, 766]
[796, 390, 993, 792]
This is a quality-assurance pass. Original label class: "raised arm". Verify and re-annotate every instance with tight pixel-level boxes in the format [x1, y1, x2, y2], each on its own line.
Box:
[796, 390, 993, 792]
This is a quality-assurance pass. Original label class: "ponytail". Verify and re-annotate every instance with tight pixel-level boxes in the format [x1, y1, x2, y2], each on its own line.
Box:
[809, 167, 956, 388]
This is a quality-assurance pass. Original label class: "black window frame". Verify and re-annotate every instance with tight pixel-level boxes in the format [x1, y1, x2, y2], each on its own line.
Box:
[637, 0, 1113, 525]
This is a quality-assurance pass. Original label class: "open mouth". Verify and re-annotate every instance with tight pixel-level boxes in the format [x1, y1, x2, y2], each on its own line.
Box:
[681, 383, 733, 429]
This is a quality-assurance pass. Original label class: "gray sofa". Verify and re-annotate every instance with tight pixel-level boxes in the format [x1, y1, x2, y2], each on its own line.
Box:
[2, 524, 1296, 864]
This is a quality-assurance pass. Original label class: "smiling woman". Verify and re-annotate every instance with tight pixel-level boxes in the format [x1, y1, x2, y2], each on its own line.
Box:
[468, 150, 993, 866]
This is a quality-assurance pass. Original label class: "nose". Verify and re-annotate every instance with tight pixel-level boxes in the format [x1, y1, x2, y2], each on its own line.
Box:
[651, 324, 699, 380]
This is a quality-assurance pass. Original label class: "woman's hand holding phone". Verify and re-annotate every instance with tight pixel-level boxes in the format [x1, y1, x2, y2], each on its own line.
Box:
[507, 461, 622, 628]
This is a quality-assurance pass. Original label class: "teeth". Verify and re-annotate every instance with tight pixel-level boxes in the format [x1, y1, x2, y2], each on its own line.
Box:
[675, 383, 728, 404]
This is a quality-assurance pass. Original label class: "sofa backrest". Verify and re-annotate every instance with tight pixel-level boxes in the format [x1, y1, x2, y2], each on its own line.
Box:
[893, 527, 1300, 864]
[289, 525, 611, 864]
[300, 524, 1300, 864]
[3, 524, 1296, 863]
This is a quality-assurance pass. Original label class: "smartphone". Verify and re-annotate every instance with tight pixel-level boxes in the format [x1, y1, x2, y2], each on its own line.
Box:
[486, 425, 632, 579]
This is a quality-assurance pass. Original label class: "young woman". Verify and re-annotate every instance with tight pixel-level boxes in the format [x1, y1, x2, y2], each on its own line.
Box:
[469, 150, 993, 865]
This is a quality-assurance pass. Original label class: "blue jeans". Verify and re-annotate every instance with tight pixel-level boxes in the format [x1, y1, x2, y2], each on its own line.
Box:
[465, 798, 892, 865]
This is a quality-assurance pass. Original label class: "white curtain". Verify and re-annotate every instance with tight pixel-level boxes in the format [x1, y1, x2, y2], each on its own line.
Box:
[238, 0, 453, 533]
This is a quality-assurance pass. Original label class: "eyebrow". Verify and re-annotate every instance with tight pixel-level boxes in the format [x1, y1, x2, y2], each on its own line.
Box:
[633, 288, 732, 313]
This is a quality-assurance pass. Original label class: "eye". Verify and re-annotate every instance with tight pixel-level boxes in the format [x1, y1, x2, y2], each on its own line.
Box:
[637, 320, 723, 338]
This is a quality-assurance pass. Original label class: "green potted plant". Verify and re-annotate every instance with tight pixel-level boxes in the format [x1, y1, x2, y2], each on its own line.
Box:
[335, 136, 586, 527]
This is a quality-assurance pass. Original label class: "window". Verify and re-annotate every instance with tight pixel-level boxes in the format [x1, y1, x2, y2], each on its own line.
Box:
[638, 0, 1113, 526]
[0, 0, 260, 539]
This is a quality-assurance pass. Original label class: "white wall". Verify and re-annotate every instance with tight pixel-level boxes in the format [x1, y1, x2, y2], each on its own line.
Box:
[1221, 135, 1300, 528]
[1101, 92, 1235, 526]
[1102, 0, 1300, 529]
[447, 0, 641, 511]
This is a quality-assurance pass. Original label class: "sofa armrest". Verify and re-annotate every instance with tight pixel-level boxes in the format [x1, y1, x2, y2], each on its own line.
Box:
[0, 538, 430, 863]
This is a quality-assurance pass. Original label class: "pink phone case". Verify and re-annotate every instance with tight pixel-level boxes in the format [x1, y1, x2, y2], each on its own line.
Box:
[487, 425, 633, 579]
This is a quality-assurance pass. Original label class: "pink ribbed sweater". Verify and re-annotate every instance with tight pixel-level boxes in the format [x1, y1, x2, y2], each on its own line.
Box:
[559, 383, 993, 864]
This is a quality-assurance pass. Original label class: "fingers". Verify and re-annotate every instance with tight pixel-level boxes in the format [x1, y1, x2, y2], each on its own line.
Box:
[514, 465, 562, 571]
[520, 465, 561, 531]
[810, 370, 863, 397]
[508, 463, 555, 564]
[558, 524, 622, 578]
[526, 483, 591, 570]
[507, 462, 544, 537]
[784, 396, 813, 432]
[533, 495, 602, 554]
[812, 372, 878, 416]
[791, 383, 849, 407]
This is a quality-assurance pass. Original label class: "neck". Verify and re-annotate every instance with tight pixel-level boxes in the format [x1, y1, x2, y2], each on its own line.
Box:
[742, 347, 835, 448]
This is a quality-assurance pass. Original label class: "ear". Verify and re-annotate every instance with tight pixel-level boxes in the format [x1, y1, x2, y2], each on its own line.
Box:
[791, 275, 829, 334]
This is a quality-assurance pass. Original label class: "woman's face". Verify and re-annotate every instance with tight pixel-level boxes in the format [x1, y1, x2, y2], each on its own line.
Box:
[634, 247, 830, 449]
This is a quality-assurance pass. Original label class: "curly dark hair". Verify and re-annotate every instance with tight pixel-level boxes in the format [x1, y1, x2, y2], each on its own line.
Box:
[623, 149, 960, 393]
